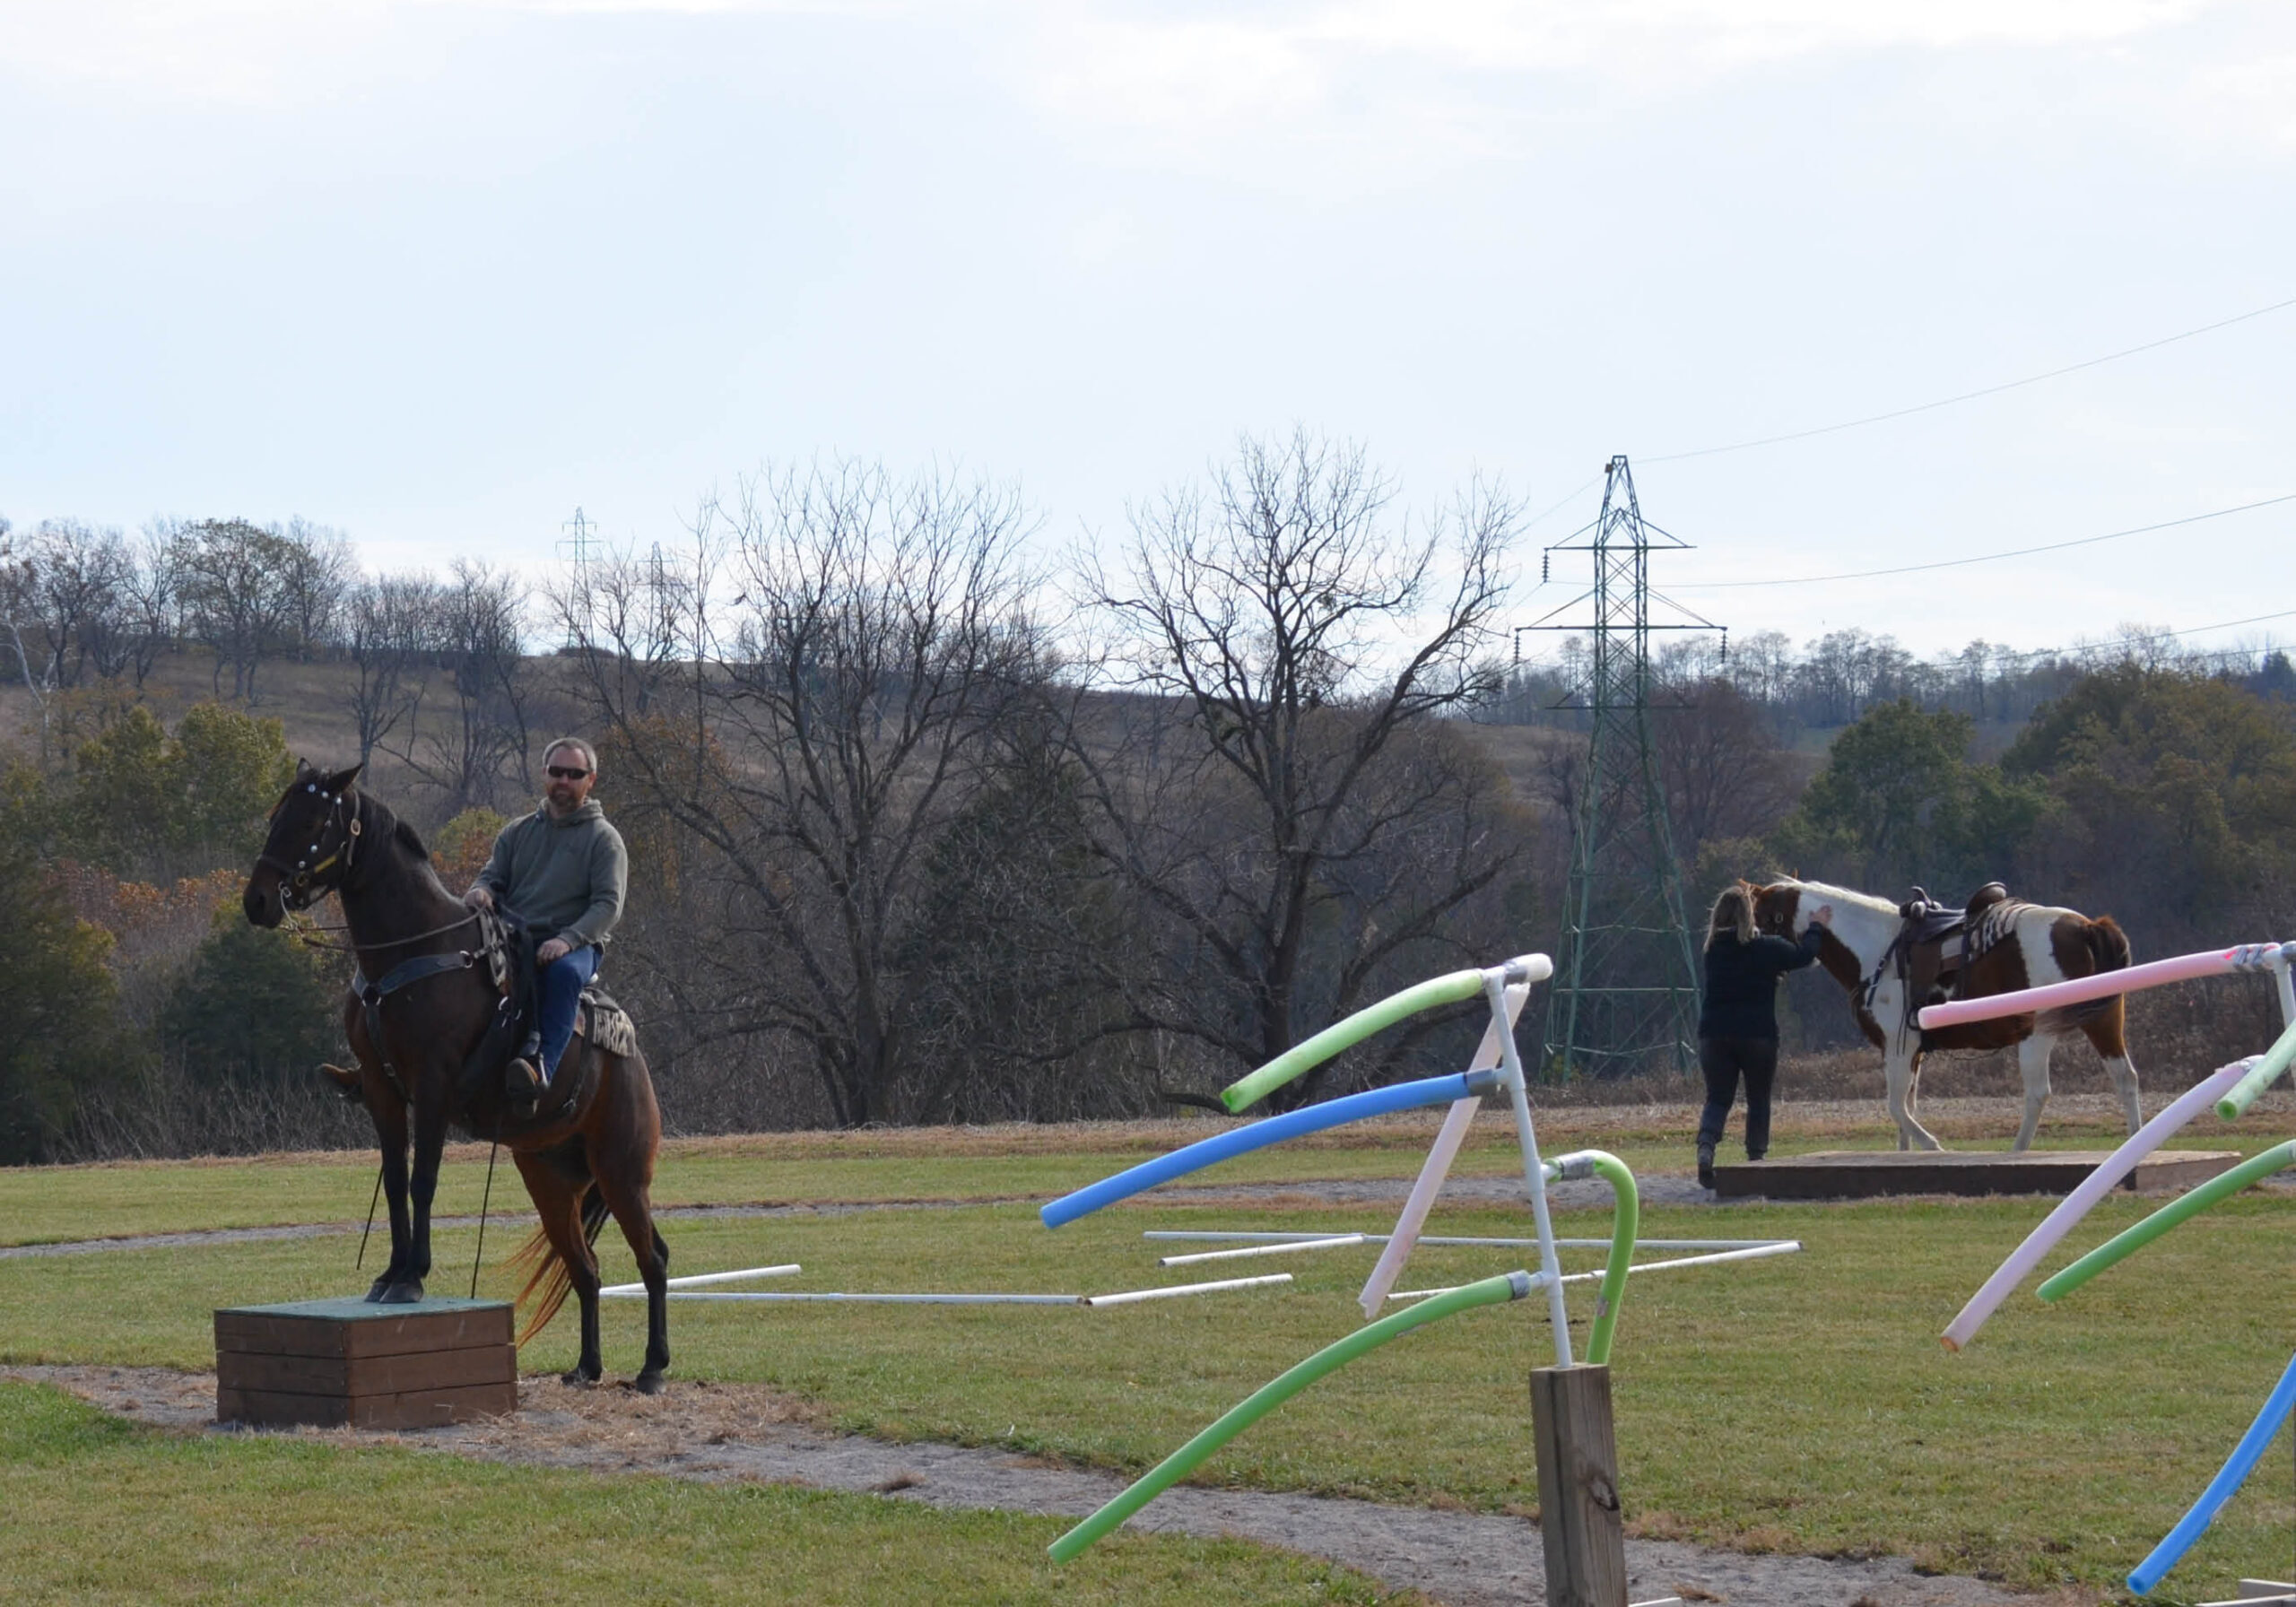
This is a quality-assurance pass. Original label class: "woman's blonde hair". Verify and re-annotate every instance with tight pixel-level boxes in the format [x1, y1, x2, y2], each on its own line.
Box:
[1706, 883, 1755, 950]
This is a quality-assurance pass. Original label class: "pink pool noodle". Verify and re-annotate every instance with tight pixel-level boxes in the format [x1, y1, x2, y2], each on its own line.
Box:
[1357, 979, 1530, 1319]
[1918, 947, 2250, 1030]
[1939, 1055, 2253, 1351]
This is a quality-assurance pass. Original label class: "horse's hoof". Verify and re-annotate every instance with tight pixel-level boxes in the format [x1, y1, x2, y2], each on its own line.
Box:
[364, 1277, 394, 1303]
[561, 1368, 600, 1388]
[377, 1280, 425, 1305]
[630, 1369, 665, 1396]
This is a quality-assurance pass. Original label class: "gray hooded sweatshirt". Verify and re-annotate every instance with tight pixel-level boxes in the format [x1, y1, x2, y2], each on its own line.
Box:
[470, 798, 628, 950]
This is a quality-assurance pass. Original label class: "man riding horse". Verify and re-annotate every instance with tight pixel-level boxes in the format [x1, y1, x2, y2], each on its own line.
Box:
[462, 737, 628, 1102]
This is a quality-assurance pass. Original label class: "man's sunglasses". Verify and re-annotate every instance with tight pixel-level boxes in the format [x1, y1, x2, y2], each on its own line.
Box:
[547, 766, 591, 781]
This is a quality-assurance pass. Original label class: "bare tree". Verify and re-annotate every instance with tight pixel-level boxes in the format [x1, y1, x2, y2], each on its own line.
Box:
[342, 571, 439, 770]
[1072, 431, 1524, 1108]
[278, 519, 357, 660]
[175, 518, 300, 700]
[4, 519, 133, 691]
[410, 561, 531, 813]
[553, 461, 1041, 1126]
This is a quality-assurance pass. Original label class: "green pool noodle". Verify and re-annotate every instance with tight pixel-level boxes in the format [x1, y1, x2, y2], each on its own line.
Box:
[2216, 1016, 2296, 1119]
[2039, 1138, 2296, 1304]
[1552, 1150, 1639, 1367]
[1047, 1270, 1533, 1562]
[1219, 969, 1489, 1113]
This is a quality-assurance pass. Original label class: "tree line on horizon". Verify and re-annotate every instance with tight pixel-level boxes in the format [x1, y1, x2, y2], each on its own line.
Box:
[4, 437, 2292, 1162]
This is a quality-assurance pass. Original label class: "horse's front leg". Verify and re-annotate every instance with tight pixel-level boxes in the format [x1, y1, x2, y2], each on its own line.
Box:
[378, 1080, 450, 1304]
[368, 1096, 413, 1303]
[2012, 1034, 2056, 1152]
[1884, 1041, 1943, 1151]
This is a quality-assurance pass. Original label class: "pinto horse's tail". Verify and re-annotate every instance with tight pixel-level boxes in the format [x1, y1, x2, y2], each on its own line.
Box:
[2084, 914, 2133, 977]
[506, 1187, 610, 1347]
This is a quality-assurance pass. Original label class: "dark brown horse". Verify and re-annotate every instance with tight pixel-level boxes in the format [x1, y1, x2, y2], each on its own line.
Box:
[242, 760, 671, 1392]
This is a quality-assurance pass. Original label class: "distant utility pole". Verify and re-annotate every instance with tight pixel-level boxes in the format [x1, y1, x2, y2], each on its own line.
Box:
[1520, 456, 1719, 1078]
[559, 508, 597, 644]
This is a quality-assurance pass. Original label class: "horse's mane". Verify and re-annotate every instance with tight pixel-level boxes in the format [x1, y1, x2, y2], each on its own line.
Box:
[1777, 876, 1899, 916]
[353, 790, 457, 900]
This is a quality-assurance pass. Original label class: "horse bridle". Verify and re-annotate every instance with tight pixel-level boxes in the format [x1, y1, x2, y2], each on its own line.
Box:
[257, 781, 364, 911]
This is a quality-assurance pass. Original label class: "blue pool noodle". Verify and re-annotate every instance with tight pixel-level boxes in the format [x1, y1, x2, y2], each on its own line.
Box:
[2126, 1346, 2296, 1596]
[1041, 1070, 1500, 1229]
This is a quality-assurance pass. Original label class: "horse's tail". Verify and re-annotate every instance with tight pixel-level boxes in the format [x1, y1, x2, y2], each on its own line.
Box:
[506, 1187, 611, 1347]
[2084, 914, 2133, 977]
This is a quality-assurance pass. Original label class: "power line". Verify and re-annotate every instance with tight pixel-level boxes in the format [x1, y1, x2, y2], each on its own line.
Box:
[1645, 291, 2296, 465]
[1987, 608, 2296, 666]
[1664, 491, 2296, 591]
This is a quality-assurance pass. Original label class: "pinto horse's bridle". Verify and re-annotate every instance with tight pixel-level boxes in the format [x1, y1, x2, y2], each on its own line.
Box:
[257, 781, 365, 911]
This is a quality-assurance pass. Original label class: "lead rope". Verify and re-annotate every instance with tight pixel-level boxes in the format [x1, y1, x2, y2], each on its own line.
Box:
[470, 1138, 501, 1299]
[355, 1160, 383, 1272]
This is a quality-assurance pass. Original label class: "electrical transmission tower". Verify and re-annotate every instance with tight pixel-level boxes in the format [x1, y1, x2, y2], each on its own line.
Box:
[559, 508, 598, 645]
[1520, 456, 1719, 1077]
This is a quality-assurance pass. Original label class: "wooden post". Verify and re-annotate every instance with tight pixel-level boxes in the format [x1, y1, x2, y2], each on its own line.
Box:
[1530, 1362, 1628, 1607]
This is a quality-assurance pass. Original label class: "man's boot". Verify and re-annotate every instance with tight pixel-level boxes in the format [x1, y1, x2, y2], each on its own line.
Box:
[1696, 1142, 1716, 1190]
[507, 1032, 546, 1104]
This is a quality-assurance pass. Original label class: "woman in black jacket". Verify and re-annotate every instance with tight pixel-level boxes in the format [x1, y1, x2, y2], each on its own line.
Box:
[1695, 883, 1831, 1187]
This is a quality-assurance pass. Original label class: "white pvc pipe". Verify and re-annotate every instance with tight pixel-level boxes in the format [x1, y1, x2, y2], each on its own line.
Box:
[1918, 942, 2292, 1030]
[605, 1290, 1084, 1305]
[1148, 1231, 1791, 1251]
[1082, 1273, 1294, 1307]
[1158, 1236, 1363, 1267]
[597, 1263, 800, 1297]
[1387, 1240, 1803, 1300]
[1490, 970, 1572, 1368]
[1939, 1055, 2254, 1351]
[1357, 977, 1530, 1319]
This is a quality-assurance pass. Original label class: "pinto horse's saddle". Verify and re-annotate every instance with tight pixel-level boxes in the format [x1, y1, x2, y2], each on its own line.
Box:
[1869, 882, 2029, 1035]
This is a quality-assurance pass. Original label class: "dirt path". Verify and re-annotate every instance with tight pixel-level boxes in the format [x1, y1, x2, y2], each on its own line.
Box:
[4, 1363, 2066, 1607]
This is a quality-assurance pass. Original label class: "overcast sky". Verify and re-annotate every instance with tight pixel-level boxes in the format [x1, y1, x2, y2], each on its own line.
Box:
[4, 0, 2291, 658]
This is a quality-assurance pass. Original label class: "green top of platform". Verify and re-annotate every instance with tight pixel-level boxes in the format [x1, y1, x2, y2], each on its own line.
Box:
[215, 1296, 512, 1321]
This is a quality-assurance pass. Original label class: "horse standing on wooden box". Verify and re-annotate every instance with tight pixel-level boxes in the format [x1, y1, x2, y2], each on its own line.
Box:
[241, 760, 672, 1393]
[1745, 877, 2141, 1153]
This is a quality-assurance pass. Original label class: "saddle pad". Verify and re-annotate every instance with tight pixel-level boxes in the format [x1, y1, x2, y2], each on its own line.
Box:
[1963, 900, 2033, 968]
[577, 992, 639, 1059]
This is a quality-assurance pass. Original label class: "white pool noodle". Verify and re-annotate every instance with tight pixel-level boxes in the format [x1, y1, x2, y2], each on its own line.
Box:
[1387, 1241, 1803, 1300]
[597, 1263, 800, 1297]
[1082, 1273, 1293, 1307]
[1357, 977, 1531, 1319]
[1158, 1235, 1363, 1266]
[1939, 1055, 2254, 1351]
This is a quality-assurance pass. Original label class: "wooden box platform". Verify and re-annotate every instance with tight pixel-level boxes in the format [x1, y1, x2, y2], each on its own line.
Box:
[1709, 1149, 2247, 1201]
[215, 1296, 517, 1429]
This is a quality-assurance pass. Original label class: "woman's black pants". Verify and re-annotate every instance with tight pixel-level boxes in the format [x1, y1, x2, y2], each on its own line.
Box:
[1697, 1035, 1779, 1160]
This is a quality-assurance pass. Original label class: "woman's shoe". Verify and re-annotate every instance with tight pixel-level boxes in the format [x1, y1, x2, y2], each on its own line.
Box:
[1696, 1144, 1716, 1189]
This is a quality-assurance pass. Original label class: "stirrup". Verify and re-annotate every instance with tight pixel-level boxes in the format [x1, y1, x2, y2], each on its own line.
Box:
[507, 1057, 547, 1102]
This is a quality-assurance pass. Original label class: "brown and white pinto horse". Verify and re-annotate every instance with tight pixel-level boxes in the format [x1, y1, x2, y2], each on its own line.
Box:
[1746, 877, 2141, 1151]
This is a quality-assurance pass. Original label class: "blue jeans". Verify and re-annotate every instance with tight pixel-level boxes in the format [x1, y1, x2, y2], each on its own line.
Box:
[535, 944, 599, 1084]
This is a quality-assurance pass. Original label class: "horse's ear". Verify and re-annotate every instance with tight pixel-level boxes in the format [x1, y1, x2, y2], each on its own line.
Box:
[321, 763, 363, 795]
[295, 758, 318, 782]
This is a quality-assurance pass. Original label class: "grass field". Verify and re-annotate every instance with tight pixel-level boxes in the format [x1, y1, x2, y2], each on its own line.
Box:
[4, 1103, 2292, 1602]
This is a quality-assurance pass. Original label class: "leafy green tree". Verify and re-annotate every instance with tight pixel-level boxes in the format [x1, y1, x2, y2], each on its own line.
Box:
[1771, 699, 2045, 896]
[161, 911, 344, 1093]
[0, 840, 123, 1163]
[62, 702, 294, 878]
[2003, 665, 2296, 940]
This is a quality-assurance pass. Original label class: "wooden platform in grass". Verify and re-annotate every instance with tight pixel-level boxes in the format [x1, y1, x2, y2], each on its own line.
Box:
[1709, 1149, 2247, 1200]
[214, 1296, 516, 1429]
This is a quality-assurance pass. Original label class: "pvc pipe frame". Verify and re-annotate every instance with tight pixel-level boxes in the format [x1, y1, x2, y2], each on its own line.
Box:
[1219, 954, 1552, 1114]
[615, 1275, 1295, 1307]
[1544, 1150, 1638, 1367]
[1040, 1068, 1501, 1229]
[1387, 1240, 1803, 1299]
[1046, 1271, 1534, 1562]
[2217, 1013, 2296, 1118]
[1358, 979, 1531, 1317]
[1146, 1231, 1792, 1252]
[1940, 1055, 2255, 1351]
[2037, 1139, 2296, 1304]
[1160, 1236, 1365, 1267]
[2126, 1347, 2296, 1595]
[597, 1263, 799, 1297]
[1916, 942, 2295, 1031]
